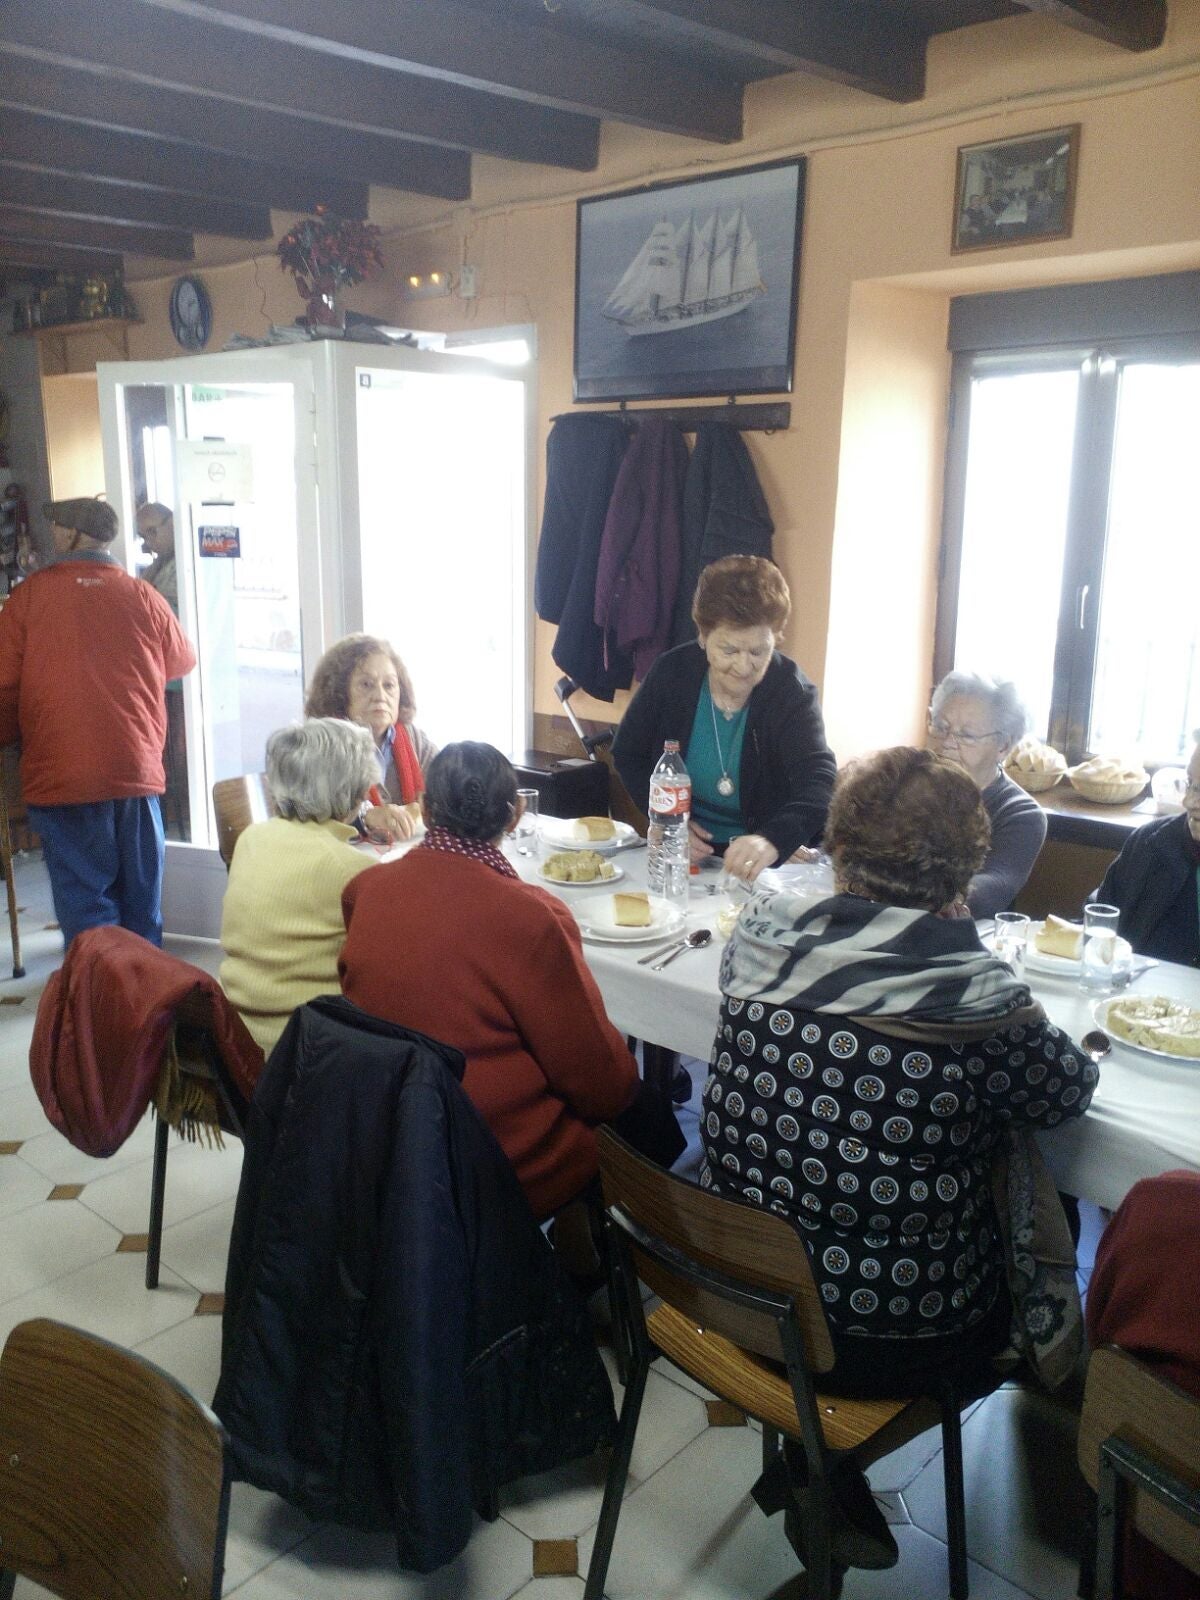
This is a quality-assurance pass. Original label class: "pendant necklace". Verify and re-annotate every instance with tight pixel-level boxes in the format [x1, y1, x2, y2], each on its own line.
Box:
[709, 691, 739, 797]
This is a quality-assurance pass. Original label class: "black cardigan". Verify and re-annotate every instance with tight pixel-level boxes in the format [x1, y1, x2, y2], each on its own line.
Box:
[612, 640, 836, 860]
[1096, 812, 1200, 965]
[214, 997, 615, 1572]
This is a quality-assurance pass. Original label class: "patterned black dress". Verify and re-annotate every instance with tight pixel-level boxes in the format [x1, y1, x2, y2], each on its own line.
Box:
[700, 998, 1098, 1343]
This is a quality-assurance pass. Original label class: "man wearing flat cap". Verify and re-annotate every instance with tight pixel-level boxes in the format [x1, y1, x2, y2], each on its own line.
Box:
[0, 496, 196, 946]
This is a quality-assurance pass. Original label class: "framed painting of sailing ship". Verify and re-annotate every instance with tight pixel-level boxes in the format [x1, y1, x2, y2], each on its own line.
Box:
[573, 158, 806, 403]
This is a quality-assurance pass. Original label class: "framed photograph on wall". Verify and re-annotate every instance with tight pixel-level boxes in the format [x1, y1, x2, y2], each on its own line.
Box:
[573, 157, 805, 403]
[952, 125, 1079, 254]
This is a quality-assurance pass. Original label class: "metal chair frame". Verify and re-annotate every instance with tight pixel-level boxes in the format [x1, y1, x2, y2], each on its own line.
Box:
[1096, 1433, 1200, 1600]
[587, 1154, 977, 1600]
[145, 1003, 249, 1291]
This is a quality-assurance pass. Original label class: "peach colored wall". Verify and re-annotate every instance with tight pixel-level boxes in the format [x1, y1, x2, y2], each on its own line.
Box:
[41, 374, 104, 501]
[59, 3, 1200, 756]
[821, 284, 950, 760]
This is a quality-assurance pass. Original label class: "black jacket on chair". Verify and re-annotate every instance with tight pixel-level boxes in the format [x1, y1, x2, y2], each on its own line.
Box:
[213, 996, 616, 1573]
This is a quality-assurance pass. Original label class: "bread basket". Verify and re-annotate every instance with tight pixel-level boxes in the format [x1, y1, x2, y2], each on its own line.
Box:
[1007, 767, 1063, 795]
[1004, 738, 1066, 794]
[1067, 765, 1149, 805]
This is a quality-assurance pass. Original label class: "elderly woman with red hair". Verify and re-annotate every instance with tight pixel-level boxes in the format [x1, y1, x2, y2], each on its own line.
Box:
[613, 555, 835, 883]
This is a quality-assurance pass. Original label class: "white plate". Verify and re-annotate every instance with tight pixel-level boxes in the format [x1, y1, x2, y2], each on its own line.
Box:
[1093, 998, 1200, 1064]
[538, 817, 639, 854]
[994, 921, 1132, 976]
[572, 897, 686, 945]
[539, 861, 625, 888]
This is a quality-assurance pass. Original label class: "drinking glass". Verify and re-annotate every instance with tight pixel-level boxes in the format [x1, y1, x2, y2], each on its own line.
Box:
[514, 788, 539, 856]
[1079, 903, 1121, 996]
[992, 910, 1029, 978]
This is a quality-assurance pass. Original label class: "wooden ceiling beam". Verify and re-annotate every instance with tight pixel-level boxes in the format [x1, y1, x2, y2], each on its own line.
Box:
[0, 167, 272, 240]
[0, 0, 599, 170]
[135, 0, 743, 143]
[0, 207, 194, 261]
[0, 58, 471, 199]
[1010, 0, 1166, 49]
[0, 109, 370, 219]
[614, 0, 927, 103]
[0, 237, 124, 274]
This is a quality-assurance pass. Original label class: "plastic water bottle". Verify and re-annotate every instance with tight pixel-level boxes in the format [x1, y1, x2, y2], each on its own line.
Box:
[647, 740, 691, 913]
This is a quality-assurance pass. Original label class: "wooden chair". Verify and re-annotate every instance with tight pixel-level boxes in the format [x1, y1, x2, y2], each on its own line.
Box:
[0, 1318, 231, 1600]
[587, 1128, 996, 1600]
[1078, 1345, 1200, 1599]
[146, 986, 253, 1291]
[212, 773, 276, 868]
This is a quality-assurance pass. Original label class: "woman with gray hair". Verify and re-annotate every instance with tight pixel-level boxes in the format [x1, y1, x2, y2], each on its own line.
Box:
[220, 718, 378, 1054]
[927, 670, 1047, 916]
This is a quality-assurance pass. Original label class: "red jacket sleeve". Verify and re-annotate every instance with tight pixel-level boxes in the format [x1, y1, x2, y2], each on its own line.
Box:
[144, 585, 196, 680]
[0, 583, 28, 746]
[507, 895, 638, 1123]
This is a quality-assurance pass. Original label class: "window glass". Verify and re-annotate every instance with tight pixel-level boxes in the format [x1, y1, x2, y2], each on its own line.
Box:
[1090, 361, 1200, 761]
[952, 368, 1078, 739]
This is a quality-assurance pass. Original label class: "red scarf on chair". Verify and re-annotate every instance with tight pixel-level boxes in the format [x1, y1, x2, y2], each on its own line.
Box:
[371, 722, 424, 807]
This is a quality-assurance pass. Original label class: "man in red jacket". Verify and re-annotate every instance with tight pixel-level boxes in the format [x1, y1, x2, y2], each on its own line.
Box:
[0, 496, 196, 947]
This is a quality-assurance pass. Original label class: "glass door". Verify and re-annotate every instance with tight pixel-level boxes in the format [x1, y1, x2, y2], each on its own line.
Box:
[341, 349, 531, 757]
[99, 351, 319, 853]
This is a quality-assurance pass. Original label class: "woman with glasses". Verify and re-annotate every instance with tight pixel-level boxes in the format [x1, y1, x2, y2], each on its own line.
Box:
[1094, 737, 1200, 966]
[927, 671, 1046, 917]
[613, 556, 836, 883]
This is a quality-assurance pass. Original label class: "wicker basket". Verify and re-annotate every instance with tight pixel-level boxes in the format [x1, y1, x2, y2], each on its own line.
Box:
[1005, 766, 1064, 795]
[1068, 771, 1149, 805]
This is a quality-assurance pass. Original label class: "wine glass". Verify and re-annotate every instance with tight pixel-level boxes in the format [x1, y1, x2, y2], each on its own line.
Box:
[514, 788, 539, 856]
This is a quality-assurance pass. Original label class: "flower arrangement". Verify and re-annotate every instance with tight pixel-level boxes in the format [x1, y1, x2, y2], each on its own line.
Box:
[276, 206, 384, 326]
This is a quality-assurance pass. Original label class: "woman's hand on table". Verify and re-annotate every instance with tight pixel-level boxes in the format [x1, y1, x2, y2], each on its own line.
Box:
[724, 833, 777, 883]
[362, 802, 417, 844]
[937, 896, 972, 920]
[688, 819, 716, 865]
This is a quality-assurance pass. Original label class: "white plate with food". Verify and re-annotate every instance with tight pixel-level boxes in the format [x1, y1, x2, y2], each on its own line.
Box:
[1093, 995, 1200, 1062]
[572, 893, 686, 945]
[539, 815, 639, 854]
[539, 850, 624, 887]
[1007, 915, 1132, 977]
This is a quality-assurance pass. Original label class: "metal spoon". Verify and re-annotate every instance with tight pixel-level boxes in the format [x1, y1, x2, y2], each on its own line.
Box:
[1081, 1029, 1112, 1063]
[650, 928, 713, 971]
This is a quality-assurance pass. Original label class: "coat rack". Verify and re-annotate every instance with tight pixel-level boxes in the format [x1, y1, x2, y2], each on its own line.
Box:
[551, 398, 790, 433]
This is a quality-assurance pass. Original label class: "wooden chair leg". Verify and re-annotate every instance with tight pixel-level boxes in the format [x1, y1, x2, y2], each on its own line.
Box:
[145, 1114, 170, 1290]
[939, 1386, 971, 1600]
[584, 1344, 649, 1600]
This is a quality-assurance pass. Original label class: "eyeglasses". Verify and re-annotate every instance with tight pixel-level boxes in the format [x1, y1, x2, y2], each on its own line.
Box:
[927, 714, 1001, 749]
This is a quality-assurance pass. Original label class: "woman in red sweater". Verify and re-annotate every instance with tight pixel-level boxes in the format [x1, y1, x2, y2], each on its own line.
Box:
[340, 741, 641, 1219]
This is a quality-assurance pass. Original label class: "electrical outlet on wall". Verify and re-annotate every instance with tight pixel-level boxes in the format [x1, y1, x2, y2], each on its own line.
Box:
[459, 265, 478, 299]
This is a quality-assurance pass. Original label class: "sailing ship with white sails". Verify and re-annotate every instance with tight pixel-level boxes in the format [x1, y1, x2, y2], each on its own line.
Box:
[601, 206, 765, 337]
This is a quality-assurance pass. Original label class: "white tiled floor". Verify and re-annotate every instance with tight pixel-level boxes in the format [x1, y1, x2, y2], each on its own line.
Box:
[0, 850, 1093, 1599]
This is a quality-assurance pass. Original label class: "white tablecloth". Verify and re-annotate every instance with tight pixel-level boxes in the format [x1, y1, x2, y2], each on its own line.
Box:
[508, 842, 1200, 1211]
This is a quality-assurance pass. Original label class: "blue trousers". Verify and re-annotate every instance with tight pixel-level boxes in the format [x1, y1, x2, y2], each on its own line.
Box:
[29, 796, 165, 948]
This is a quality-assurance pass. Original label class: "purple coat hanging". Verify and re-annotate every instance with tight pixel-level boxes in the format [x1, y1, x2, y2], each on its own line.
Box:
[593, 416, 688, 681]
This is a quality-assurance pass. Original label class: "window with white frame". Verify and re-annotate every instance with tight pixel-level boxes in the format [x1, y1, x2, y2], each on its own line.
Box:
[935, 274, 1200, 767]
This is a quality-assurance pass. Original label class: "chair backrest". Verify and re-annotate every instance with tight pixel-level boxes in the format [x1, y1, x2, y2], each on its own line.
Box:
[1079, 1344, 1200, 1577]
[212, 773, 276, 868]
[596, 1127, 834, 1372]
[0, 1318, 230, 1600]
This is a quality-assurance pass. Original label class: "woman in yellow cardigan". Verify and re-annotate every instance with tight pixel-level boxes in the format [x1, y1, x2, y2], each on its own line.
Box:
[220, 718, 377, 1056]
